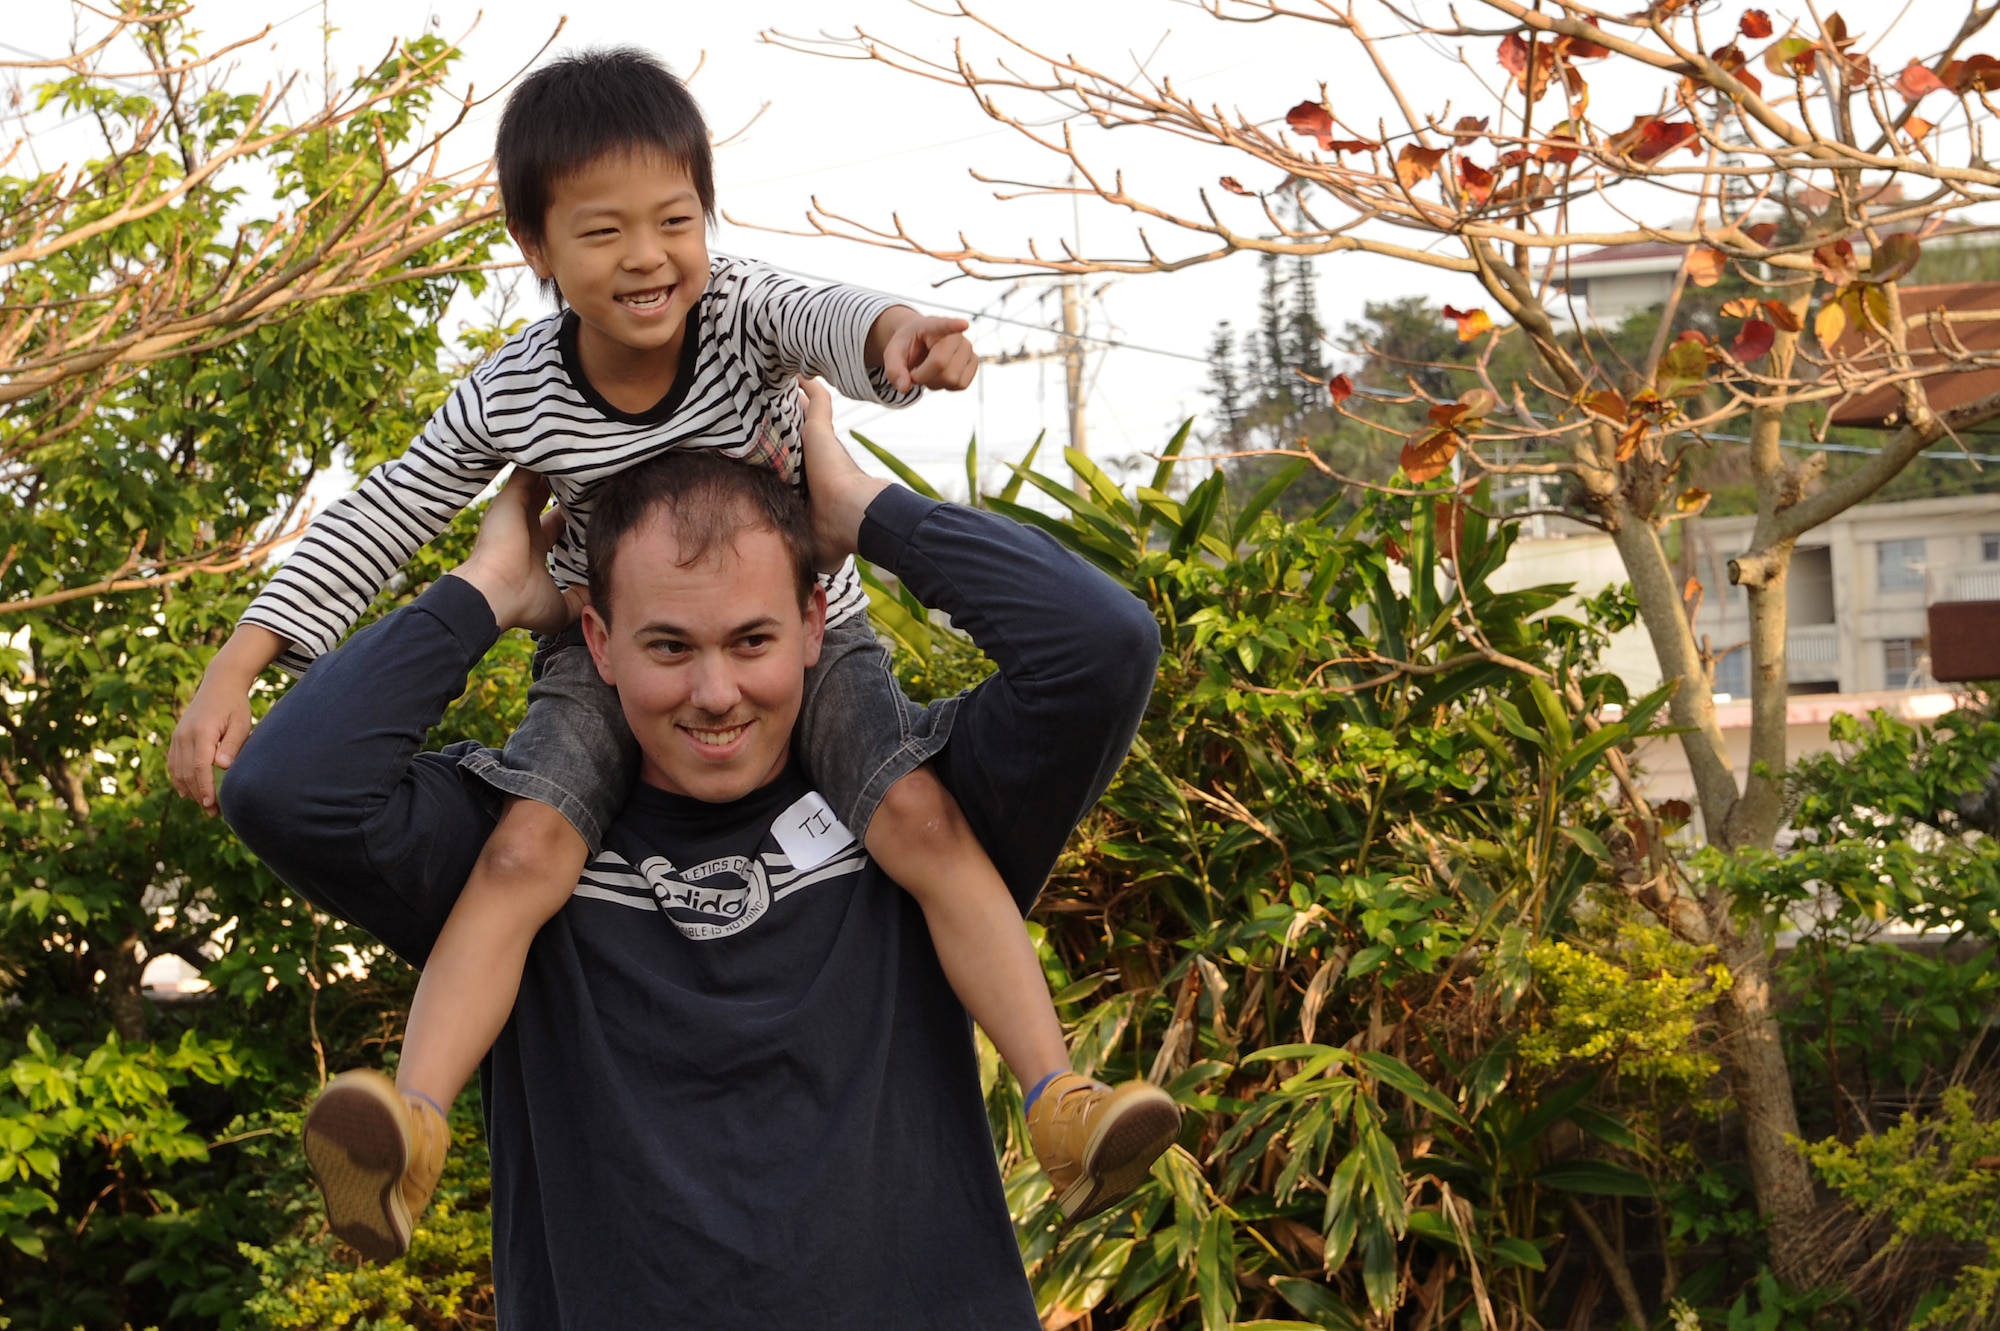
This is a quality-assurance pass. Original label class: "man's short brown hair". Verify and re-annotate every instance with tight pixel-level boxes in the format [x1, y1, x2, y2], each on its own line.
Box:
[584, 454, 816, 622]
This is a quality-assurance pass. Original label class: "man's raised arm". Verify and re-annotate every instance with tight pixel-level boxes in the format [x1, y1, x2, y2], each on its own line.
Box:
[801, 385, 1160, 910]
[219, 473, 573, 965]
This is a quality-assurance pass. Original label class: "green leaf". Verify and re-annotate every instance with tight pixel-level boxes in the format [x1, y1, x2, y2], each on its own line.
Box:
[1534, 1159, 1654, 1197]
[1065, 446, 1136, 524]
[1269, 1276, 1365, 1331]
[849, 430, 943, 500]
[1197, 1212, 1239, 1331]
[1151, 418, 1194, 492]
[997, 431, 1044, 504]
[1232, 458, 1309, 546]
[1355, 1051, 1469, 1129]
[1490, 1235, 1547, 1270]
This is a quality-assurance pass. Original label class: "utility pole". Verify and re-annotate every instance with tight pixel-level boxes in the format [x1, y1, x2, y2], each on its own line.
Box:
[1060, 276, 1087, 482]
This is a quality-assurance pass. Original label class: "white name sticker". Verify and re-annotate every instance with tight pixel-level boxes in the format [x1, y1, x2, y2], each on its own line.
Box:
[771, 791, 857, 873]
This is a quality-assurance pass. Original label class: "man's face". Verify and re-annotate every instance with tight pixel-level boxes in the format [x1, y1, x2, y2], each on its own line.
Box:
[511, 148, 710, 363]
[582, 514, 824, 803]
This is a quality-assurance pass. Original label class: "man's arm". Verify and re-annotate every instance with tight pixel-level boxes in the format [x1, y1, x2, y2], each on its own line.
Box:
[859, 492, 1160, 909]
[800, 382, 1158, 908]
[220, 472, 572, 966]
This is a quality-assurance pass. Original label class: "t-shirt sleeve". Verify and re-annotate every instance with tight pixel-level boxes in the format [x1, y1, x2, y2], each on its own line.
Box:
[730, 261, 922, 407]
[239, 375, 505, 674]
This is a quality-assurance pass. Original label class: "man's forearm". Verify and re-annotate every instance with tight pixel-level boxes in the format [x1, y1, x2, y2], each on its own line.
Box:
[220, 577, 507, 966]
[856, 488, 1160, 905]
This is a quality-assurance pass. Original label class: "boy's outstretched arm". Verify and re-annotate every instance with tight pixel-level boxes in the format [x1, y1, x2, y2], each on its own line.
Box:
[865, 307, 979, 394]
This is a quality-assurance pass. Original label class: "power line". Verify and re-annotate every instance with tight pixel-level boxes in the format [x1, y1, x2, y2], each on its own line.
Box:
[757, 261, 1214, 365]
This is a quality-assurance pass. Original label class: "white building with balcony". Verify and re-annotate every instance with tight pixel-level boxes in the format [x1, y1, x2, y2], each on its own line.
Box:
[1497, 494, 1995, 802]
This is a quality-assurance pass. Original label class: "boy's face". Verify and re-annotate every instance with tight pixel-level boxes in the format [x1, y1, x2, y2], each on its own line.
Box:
[581, 511, 825, 804]
[512, 148, 710, 362]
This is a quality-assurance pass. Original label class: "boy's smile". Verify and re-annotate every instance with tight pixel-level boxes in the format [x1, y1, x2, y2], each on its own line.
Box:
[512, 148, 710, 414]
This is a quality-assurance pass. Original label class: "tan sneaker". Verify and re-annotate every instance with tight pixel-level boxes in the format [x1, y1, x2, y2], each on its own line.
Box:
[302, 1070, 449, 1262]
[1026, 1072, 1181, 1221]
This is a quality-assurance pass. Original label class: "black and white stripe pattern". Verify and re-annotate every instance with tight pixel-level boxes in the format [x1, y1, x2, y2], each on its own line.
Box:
[243, 255, 913, 673]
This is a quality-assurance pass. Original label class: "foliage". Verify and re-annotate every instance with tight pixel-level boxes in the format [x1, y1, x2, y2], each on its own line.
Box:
[239, 1101, 494, 1330]
[780, 0, 2000, 1269]
[1518, 923, 1730, 1095]
[868, 434, 1727, 1328]
[0, 8, 507, 1324]
[1808, 1087, 2000, 1330]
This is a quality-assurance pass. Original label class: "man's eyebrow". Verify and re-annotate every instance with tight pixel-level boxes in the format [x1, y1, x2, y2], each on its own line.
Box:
[634, 615, 783, 639]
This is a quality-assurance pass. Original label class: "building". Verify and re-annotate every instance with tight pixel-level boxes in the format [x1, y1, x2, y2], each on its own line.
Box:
[1496, 494, 2000, 802]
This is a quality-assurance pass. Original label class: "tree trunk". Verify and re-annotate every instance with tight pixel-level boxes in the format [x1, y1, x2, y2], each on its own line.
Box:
[100, 929, 150, 1044]
[1712, 919, 1818, 1280]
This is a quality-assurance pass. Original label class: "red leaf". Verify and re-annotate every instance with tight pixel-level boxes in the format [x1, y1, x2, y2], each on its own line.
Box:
[1739, 8, 1774, 38]
[1498, 32, 1559, 101]
[1943, 54, 2000, 92]
[1713, 42, 1765, 96]
[1452, 116, 1491, 141]
[1585, 389, 1628, 420]
[1813, 238, 1859, 285]
[1219, 176, 1251, 195]
[1556, 35, 1610, 60]
[1329, 373, 1354, 403]
[1537, 132, 1582, 165]
[1434, 497, 1466, 561]
[1743, 221, 1779, 246]
[1731, 318, 1776, 363]
[1441, 305, 1494, 340]
[1401, 428, 1461, 483]
[1396, 143, 1447, 188]
[1762, 299, 1802, 332]
[1384, 534, 1406, 564]
[1457, 157, 1495, 205]
[1631, 118, 1701, 162]
[1898, 61, 1948, 98]
[1286, 100, 1336, 150]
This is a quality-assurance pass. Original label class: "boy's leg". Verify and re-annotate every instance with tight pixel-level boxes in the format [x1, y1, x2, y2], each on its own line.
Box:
[866, 767, 1180, 1221]
[305, 629, 633, 1261]
[801, 615, 1180, 1220]
[397, 796, 588, 1110]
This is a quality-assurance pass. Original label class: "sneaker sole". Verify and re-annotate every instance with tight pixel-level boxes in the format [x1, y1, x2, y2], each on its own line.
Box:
[1059, 1092, 1182, 1222]
[303, 1079, 413, 1263]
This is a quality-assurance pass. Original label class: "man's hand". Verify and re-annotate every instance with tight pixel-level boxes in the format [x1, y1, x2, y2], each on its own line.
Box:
[799, 378, 890, 572]
[449, 469, 574, 635]
[872, 309, 978, 394]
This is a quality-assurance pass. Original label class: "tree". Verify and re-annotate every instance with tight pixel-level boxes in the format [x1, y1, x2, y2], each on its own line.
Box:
[0, 6, 512, 1320]
[764, 0, 2000, 1276]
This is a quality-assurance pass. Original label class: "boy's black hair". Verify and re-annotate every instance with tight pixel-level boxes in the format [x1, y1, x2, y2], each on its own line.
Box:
[496, 47, 715, 250]
[585, 452, 817, 625]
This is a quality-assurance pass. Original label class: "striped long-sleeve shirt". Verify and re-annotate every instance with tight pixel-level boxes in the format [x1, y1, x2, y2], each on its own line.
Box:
[242, 254, 913, 673]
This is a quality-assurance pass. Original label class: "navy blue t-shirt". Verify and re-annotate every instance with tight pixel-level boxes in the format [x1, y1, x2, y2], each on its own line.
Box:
[481, 766, 1037, 1326]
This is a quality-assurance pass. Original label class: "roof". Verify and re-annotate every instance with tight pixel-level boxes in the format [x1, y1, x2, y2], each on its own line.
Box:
[1826, 282, 2000, 428]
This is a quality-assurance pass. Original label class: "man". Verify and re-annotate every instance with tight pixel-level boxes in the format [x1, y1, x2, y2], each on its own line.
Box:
[220, 381, 1165, 1326]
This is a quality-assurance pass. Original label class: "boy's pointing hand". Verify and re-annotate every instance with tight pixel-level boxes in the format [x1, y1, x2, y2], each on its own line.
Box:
[880, 315, 978, 394]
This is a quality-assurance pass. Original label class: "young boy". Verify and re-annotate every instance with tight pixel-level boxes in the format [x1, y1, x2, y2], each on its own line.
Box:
[168, 48, 1178, 1259]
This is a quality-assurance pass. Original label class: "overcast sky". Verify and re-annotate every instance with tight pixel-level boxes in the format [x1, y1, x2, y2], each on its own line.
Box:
[12, 0, 1967, 496]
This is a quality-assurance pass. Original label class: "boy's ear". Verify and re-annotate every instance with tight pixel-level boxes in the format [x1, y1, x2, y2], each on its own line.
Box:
[508, 222, 553, 280]
[581, 603, 617, 686]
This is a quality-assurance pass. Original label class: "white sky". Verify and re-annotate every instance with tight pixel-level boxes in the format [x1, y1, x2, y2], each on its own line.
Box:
[11, 0, 1969, 496]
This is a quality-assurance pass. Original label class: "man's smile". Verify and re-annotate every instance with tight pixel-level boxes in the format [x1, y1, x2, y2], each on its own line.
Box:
[681, 720, 751, 752]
